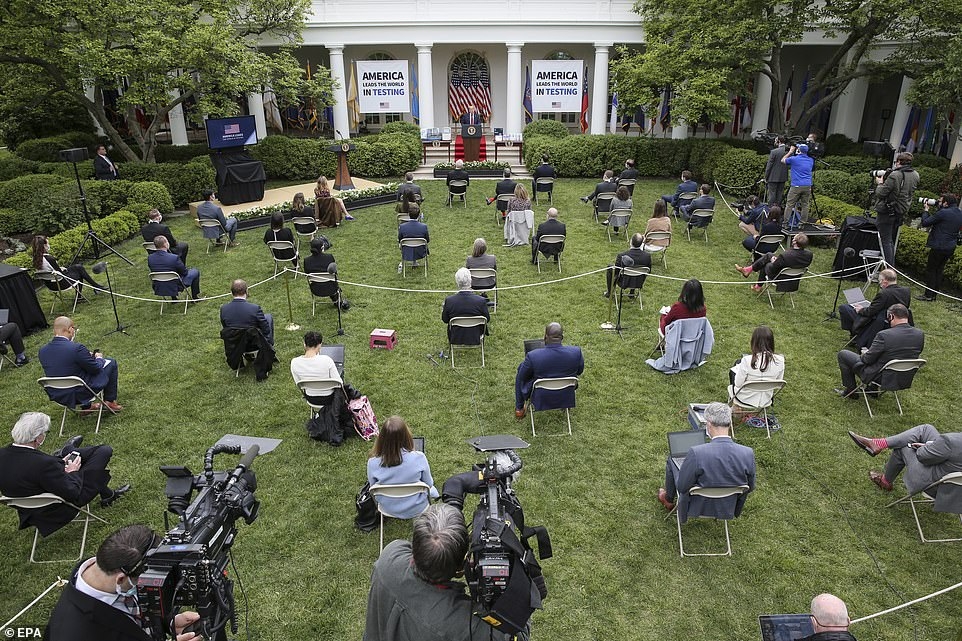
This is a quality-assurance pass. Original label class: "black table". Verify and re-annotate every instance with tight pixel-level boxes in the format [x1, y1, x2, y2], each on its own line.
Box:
[0, 263, 47, 335]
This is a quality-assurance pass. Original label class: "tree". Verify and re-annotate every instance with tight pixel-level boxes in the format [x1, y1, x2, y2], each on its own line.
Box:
[611, 0, 935, 135]
[0, 0, 335, 162]
[898, 1, 962, 121]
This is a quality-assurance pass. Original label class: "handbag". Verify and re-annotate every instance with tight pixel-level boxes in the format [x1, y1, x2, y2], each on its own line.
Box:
[354, 481, 378, 532]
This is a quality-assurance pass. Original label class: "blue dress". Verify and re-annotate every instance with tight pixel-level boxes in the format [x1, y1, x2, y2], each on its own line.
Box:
[367, 450, 439, 519]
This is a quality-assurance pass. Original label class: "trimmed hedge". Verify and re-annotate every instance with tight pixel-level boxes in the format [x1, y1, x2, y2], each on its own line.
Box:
[916, 166, 945, 194]
[380, 121, 421, 138]
[942, 165, 962, 195]
[811, 194, 864, 226]
[711, 148, 766, 191]
[0, 208, 30, 236]
[913, 153, 950, 170]
[0, 174, 69, 234]
[895, 226, 962, 294]
[352, 133, 422, 177]
[813, 170, 864, 205]
[5, 209, 140, 269]
[822, 155, 877, 174]
[14, 136, 75, 162]
[0, 156, 41, 181]
[114, 159, 215, 208]
[523, 120, 569, 139]
[249, 136, 336, 181]
[154, 143, 210, 163]
[824, 134, 862, 157]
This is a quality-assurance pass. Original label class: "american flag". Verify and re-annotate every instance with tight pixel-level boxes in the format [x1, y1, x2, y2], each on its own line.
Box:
[448, 60, 492, 121]
[224, 123, 240, 134]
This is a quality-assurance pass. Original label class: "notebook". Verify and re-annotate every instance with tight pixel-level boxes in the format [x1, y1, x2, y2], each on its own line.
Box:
[668, 430, 709, 470]
[758, 614, 814, 641]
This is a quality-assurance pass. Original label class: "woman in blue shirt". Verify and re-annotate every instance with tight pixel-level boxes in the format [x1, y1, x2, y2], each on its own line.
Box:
[367, 416, 439, 519]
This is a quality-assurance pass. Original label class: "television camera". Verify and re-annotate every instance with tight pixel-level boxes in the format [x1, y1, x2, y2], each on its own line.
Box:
[137, 444, 261, 641]
[442, 435, 552, 636]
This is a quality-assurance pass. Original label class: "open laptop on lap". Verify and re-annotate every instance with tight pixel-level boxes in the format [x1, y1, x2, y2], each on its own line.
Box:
[758, 614, 814, 641]
[667, 430, 709, 470]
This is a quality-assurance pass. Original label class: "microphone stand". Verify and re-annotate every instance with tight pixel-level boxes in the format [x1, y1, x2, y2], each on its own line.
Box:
[330, 264, 345, 336]
[283, 268, 300, 331]
[95, 261, 130, 337]
[823, 248, 858, 322]
[600, 266, 615, 331]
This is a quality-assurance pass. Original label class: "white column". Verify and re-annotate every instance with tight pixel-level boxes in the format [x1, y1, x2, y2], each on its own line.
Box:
[590, 43, 612, 135]
[328, 45, 350, 139]
[84, 82, 105, 136]
[671, 118, 688, 140]
[828, 72, 869, 139]
[888, 76, 915, 150]
[416, 43, 435, 130]
[752, 72, 773, 133]
[505, 43, 524, 135]
[247, 91, 267, 140]
[168, 89, 189, 146]
[950, 132, 962, 169]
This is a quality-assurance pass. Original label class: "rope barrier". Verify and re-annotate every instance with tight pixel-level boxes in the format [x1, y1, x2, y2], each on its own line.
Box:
[0, 577, 66, 632]
[887, 263, 962, 303]
[51, 270, 285, 305]
[850, 579, 962, 625]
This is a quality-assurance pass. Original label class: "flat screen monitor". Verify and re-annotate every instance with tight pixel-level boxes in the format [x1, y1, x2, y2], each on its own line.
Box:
[205, 115, 258, 150]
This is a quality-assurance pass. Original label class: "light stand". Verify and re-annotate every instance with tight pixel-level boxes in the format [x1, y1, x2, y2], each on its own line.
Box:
[600, 266, 616, 331]
[93, 261, 130, 336]
[283, 268, 300, 331]
[328, 263, 345, 336]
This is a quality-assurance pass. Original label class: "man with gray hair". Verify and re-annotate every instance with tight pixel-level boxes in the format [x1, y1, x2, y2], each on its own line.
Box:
[0, 412, 130, 537]
[657, 402, 756, 524]
[446, 159, 470, 206]
[364, 503, 525, 641]
[395, 172, 422, 204]
[441, 267, 490, 346]
[799, 593, 856, 641]
[531, 207, 566, 265]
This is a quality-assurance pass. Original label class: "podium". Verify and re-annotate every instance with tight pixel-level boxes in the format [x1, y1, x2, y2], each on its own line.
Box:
[327, 143, 356, 191]
[461, 124, 482, 162]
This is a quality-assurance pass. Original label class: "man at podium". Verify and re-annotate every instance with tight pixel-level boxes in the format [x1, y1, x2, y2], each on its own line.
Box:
[459, 105, 483, 125]
[458, 105, 484, 162]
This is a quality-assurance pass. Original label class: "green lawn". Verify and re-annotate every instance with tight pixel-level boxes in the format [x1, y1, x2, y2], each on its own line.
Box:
[2, 177, 961, 641]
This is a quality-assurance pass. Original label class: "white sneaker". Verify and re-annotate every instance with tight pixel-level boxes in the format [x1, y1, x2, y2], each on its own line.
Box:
[397, 262, 403, 273]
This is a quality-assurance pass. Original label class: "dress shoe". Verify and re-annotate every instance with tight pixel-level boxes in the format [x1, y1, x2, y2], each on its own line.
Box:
[657, 488, 676, 511]
[848, 431, 884, 456]
[101, 483, 132, 507]
[914, 294, 936, 302]
[514, 407, 527, 420]
[751, 284, 763, 292]
[104, 401, 124, 412]
[834, 388, 857, 400]
[869, 471, 893, 491]
[52, 435, 84, 459]
[79, 402, 102, 416]
[14, 355, 30, 367]
[228, 241, 240, 248]
[734, 264, 752, 278]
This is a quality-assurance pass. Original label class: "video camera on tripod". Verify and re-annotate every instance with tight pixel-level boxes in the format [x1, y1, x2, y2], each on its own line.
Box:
[442, 435, 552, 636]
[137, 444, 261, 641]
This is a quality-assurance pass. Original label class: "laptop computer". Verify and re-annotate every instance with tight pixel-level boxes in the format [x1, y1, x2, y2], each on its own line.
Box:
[412, 436, 425, 453]
[0, 309, 8, 325]
[758, 614, 814, 641]
[523, 339, 545, 354]
[843, 287, 870, 310]
[321, 344, 345, 377]
[667, 430, 709, 470]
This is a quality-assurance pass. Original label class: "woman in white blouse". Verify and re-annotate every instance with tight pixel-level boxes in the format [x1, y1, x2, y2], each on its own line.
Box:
[729, 325, 785, 411]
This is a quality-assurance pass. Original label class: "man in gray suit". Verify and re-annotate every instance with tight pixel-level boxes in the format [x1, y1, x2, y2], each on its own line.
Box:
[835, 304, 923, 398]
[849, 425, 962, 501]
[657, 403, 756, 524]
[764, 136, 790, 205]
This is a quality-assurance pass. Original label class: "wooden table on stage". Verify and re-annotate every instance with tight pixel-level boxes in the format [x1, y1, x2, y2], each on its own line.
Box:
[422, 140, 452, 164]
[494, 140, 523, 164]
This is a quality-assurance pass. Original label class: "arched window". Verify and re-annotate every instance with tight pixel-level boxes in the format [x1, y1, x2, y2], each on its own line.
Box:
[545, 50, 574, 61]
[448, 52, 491, 121]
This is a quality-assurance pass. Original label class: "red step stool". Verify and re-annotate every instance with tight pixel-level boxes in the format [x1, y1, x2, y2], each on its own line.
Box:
[370, 328, 398, 350]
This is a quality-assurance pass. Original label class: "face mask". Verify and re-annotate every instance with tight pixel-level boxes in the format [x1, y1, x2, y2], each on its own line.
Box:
[116, 577, 137, 598]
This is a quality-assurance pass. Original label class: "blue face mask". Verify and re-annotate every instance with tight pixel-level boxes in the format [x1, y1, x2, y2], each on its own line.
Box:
[116, 578, 137, 599]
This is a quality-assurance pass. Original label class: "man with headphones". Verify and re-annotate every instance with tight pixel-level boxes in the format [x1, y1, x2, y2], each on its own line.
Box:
[304, 235, 350, 310]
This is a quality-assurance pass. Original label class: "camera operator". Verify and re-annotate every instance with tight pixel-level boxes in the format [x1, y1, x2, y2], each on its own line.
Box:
[363, 503, 528, 641]
[764, 136, 790, 204]
[917, 193, 962, 301]
[780, 142, 815, 223]
[874, 152, 920, 266]
[46, 524, 202, 641]
[804, 131, 825, 160]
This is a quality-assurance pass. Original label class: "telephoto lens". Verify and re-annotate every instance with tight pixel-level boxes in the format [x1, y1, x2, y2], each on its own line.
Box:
[918, 197, 937, 206]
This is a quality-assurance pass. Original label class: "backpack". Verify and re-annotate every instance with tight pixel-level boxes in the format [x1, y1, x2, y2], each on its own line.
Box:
[348, 396, 379, 441]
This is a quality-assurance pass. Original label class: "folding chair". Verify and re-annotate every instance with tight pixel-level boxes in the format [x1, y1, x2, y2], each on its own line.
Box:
[673, 191, 699, 220]
[728, 379, 786, 439]
[675, 485, 750, 557]
[307, 272, 341, 317]
[606, 209, 632, 242]
[495, 194, 512, 226]
[535, 234, 565, 273]
[197, 218, 228, 253]
[291, 216, 318, 255]
[618, 178, 637, 195]
[758, 267, 806, 309]
[369, 482, 431, 551]
[448, 316, 487, 368]
[467, 268, 498, 313]
[142, 241, 160, 255]
[855, 358, 925, 418]
[593, 193, 615, 223]
[235, 350, 259, 377]
[0, 343, 16, 372]
[267, 240, 299, 278]
[614, 266, 650, 311]
[0, 493, 107, 563]
[528, 376, 578, 437]
[751, 233, 786, 262]
[37, 376, 118, 435]
[398, 238, 429, 277]
[447, 180, 468, 207]
[886, 472, 962, 543]
[149, 271, 189, 316]
[35, 270, 86, 314]
[686, 209, 714, 242]
[534, 177, 554, 204]
[642, 231, 672, 269]
[296, 379, 343, 419]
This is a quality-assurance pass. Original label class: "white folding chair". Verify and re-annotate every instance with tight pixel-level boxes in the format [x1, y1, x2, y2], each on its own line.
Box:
[307, 272, 341, 317]
[856, 358, 926, 418]
[197, 218, 228, 253]
[296, 379, 343, 418]
[642, 231, 672, 270]
[618, 178, 637, 194]
[267, 240, 299, 278]
[535, 234, 565, 273]
[495, 194, 512, 226]
[606, 209, 633, 242]
[686, 209, 714, 242]
[0, 493, 107, 563]
[34, 270, 86, 314]
[886, 472, 962, 543]
[467, 268, 498, 313]
[594, 192, 615, 223]
[369, 482, 431, 551]
[728, 379, 786, 439]
[674, 191, 699, 220]
[291, 216, 318, 254]
[149, 271, 189, 316]
[528, 376, 578, 437]
[37, 376, 117, 435]
[142, 241, 160, 254]
[676, 485, 750, 557]
[447, 180, 468, 207]
[534, 177, 554, 204]
[614, 266, 650, 311]
[758, 267, 806, 309]
[448, 316, 487, 368]
[751, 233, 786, 261]
[398, 238, 429, 277]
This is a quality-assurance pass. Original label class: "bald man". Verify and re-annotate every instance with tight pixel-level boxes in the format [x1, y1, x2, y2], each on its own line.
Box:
[38, 316, 122, 412]
[531, 208, 566, 265]
[799, 593, 856, 641]
[514, 322, 584, 419]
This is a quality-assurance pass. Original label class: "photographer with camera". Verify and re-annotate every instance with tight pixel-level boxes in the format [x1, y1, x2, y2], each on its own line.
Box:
[364, 503, 529, 641]
[46, 524, 202, 641]
[763, 136, 790, 205]
[780, 142, 815, 223]
[873, 152, 920, 267]
[917, 193, 962, 301]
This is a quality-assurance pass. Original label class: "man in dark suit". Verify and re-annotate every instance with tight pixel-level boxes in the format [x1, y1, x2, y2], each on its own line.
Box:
[445, 160, 470, 205]
[531, 207, 566, 264]
[617, 159, 639, 195]
[395, 172, 423, 204]
[918, 193, 962, 301]
[736, 232, 813, 291]
[581, 169, 618, 214]
[487, 169, 517, 213]
[605, 233, 651, 298]
[45, 524, 201, 641]
[304, 236, 349, 310]
[141, 208, 189, 264]
[197, 189, 239, 246]
[531, 154, 557, 196]
[514, 322, 584, 419]
[836, 303, 923, 398]
[0, 412, 129, 538]
[0, 319, 30, 366]
[680, 183, 716, 225]
[147, 236, 202, 300]
[662, 170, 699, 210]
[459, 105, 483, 125]
[39, 316, 123, 412]
[839, 268, 911, 339]
[398, 210, 430, 266]
[441, 268, 490, 346]
[92, 145, 118, 180]
[849, 424, 962, 503]
[764, 137, 790, 205]
[220, 279, 274, 346]
[658, 402, 756, 524]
